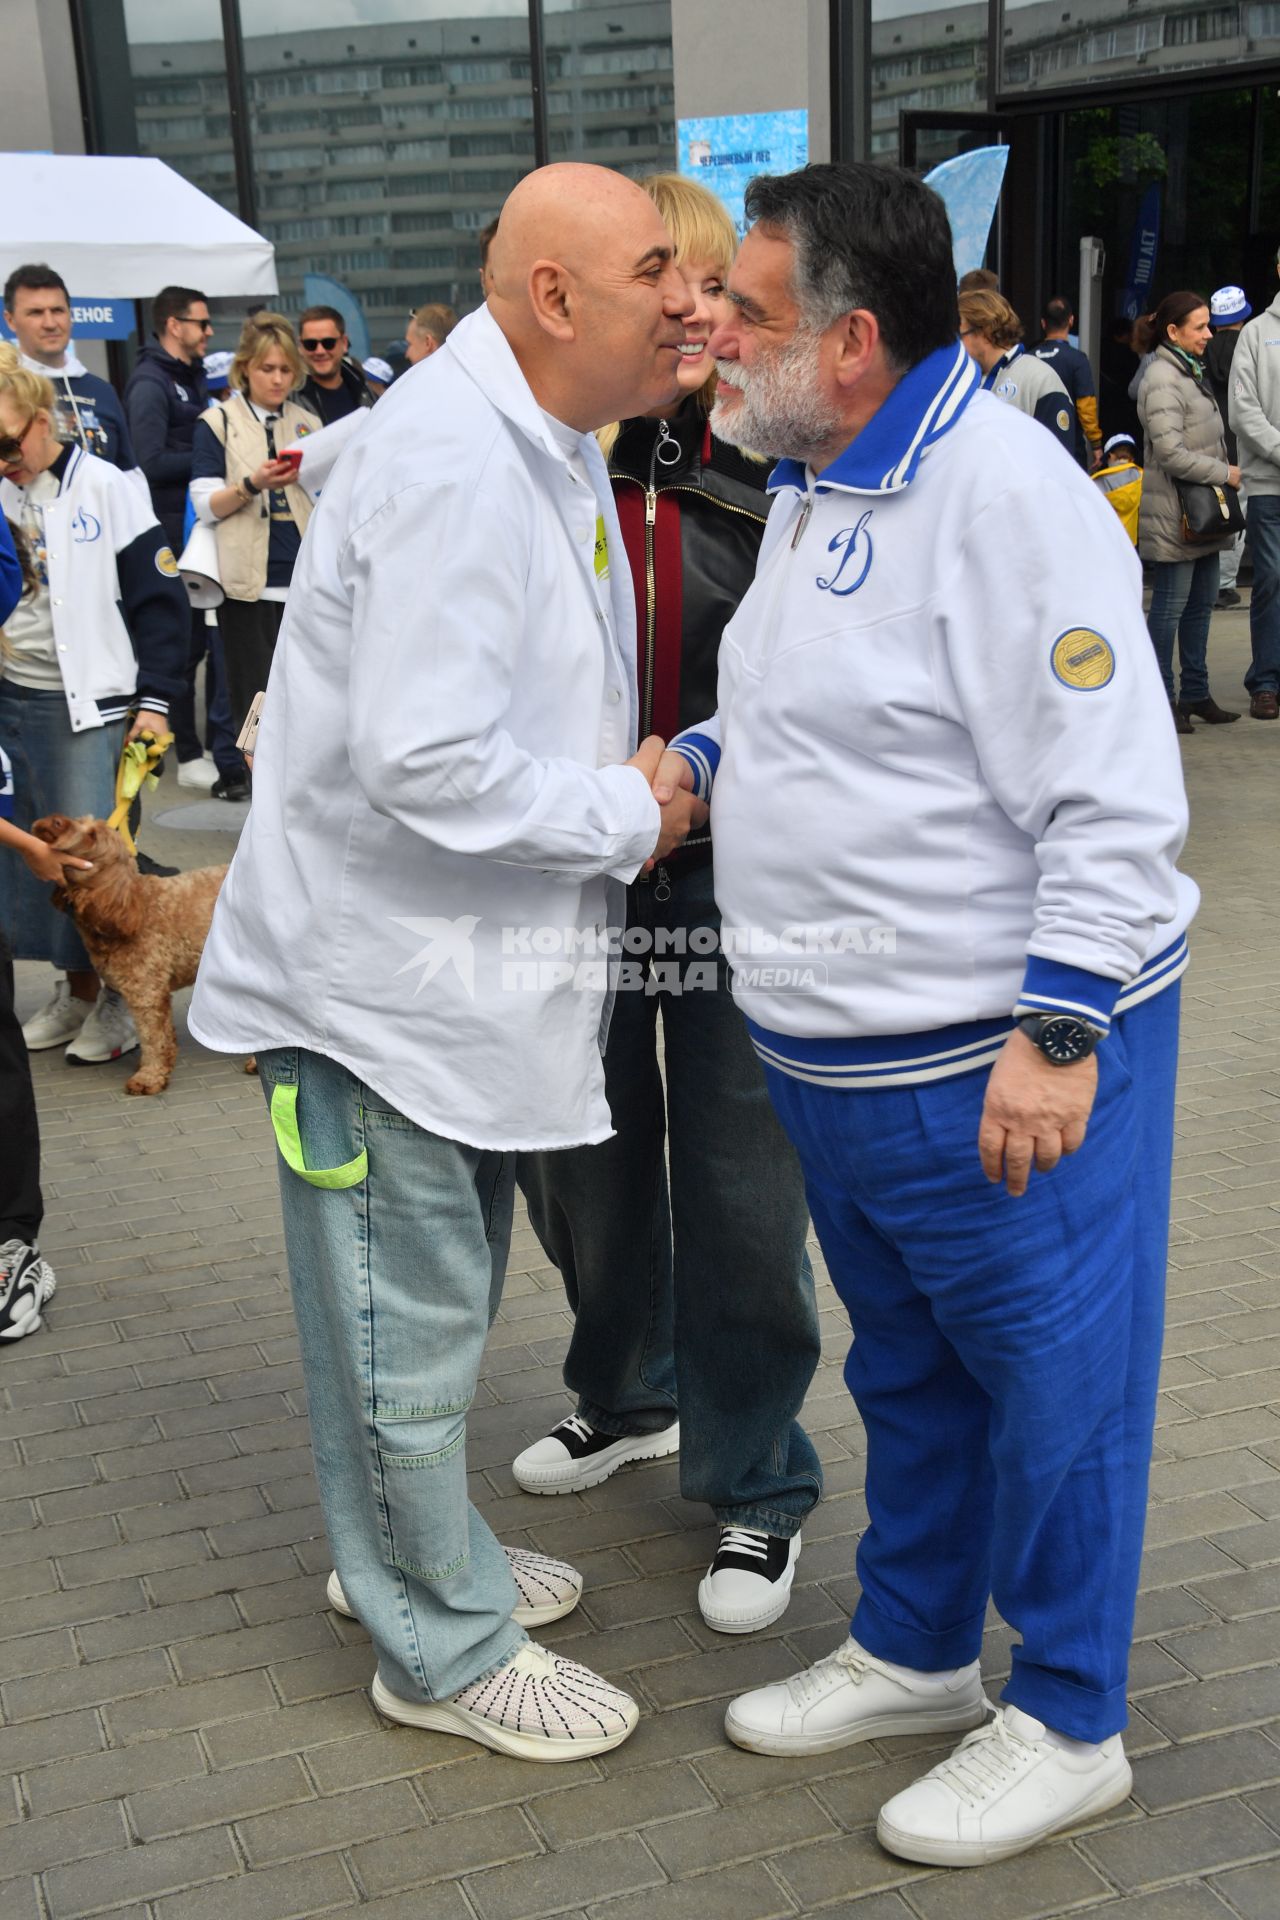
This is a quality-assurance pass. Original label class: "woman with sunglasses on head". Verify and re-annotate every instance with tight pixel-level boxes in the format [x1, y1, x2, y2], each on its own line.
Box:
[0, 346, 188, 1067]
[189, 312, 320, 738]
[514, 174, 822, 1638]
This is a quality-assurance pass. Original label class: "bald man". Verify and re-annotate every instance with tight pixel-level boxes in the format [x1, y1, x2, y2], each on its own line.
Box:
[191, 165, 700, 1762]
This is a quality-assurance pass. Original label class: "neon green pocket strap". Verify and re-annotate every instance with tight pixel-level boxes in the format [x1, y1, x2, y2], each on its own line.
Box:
[270, 1082, 368, 1189]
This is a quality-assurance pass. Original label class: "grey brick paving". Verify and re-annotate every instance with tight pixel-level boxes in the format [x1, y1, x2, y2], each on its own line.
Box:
[5, 618, 1280, 1915]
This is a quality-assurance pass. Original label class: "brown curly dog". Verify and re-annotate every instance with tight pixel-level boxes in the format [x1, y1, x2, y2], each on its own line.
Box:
[32, 814, 228, 1097]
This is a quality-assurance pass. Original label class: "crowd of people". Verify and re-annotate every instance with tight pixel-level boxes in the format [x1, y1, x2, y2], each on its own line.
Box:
[0, 152, 1268, 1881]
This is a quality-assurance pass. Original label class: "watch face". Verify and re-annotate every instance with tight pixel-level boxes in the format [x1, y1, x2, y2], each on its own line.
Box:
[1038, 1017, 1092, 1063]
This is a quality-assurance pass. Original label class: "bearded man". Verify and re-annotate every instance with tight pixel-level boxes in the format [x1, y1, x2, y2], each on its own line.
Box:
[661, 161, 1196, 1870]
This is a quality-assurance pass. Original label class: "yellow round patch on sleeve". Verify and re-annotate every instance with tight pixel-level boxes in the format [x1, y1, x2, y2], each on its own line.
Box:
[1057, 409, 1071, 433]
[1051, 628, 1115, 690]
[155, 546, 178, 577]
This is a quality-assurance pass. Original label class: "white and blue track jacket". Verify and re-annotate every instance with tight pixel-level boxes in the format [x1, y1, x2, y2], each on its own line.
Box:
[672, 342, 1198, 1090]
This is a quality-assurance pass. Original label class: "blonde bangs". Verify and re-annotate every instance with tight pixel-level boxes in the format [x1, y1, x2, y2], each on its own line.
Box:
[641, 173, 737, 278]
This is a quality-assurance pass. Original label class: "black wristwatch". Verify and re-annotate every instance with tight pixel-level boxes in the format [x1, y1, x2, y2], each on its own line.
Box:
[1017, 1013, 1104, 1065]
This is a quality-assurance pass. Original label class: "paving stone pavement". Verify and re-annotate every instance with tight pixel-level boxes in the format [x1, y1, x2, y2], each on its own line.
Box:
[5, 606, 1280, 1918]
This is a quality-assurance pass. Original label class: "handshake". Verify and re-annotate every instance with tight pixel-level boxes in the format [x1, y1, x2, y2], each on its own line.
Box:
[625, 735, 709, 867]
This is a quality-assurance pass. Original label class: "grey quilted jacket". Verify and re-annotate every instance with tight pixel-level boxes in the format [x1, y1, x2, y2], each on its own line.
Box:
[1137, 345, 1235, 563]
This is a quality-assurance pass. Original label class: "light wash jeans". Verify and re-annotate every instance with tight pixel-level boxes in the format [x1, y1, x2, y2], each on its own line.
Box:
[257, 1046, 525, 1701]
[0, 684, 124, 969]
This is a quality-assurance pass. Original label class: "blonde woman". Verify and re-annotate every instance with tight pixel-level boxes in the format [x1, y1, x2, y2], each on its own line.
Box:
[0, 345, 188, 1065]
[190, 312, 319, 739]
[514, 174, 822, 1634]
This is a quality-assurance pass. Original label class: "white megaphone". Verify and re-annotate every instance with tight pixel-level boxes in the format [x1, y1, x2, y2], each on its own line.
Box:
[176, 518, 224, 611]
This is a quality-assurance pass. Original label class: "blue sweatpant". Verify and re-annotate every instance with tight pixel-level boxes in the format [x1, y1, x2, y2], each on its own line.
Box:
[763, 983, 1179, 1742]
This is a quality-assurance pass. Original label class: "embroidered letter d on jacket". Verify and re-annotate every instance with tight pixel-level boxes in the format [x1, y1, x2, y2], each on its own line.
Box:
[817, 510, 874, 597]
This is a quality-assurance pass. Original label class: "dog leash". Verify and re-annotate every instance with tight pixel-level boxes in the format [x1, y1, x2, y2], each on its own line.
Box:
[106, 730, 174, 855]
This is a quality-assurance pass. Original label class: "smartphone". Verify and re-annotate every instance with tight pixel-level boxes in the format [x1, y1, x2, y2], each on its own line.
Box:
[275, 447, 304, 480]
[236, 690, 266, 757]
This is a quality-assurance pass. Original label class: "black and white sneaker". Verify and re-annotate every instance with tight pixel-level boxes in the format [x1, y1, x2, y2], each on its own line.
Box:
[512, 1413, 679, 1495]
[698, 1526, 801, 1634]
[0, 1241, 56, 1342]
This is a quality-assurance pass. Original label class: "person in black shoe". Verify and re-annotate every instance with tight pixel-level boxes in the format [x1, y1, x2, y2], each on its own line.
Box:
[514, 174, 822, 1638]
[189, 313, 319, 736]
[1206, 286, 1251, 609]
[1136, 292, 1242, 731]
[125, 286, 241, 791]
[0, 522, 87, 1341]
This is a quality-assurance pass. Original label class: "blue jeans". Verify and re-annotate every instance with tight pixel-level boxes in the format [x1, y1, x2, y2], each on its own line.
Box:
[1145, 552, 1219, 703]
[1245, 492, 1280, 693]
[0, 683, 124, 969]
[518, 859, 823, 1537]
[257, 1047, 525, 1701]
[764, 982, 1180, 1742]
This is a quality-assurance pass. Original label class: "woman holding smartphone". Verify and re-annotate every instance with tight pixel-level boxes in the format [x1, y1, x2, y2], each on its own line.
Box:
[190, 311, 319, 734]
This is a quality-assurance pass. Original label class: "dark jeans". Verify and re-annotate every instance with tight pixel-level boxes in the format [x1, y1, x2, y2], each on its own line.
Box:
[0, 930, 42, 1246]
[169, 606, 240, 776]
[1245, 492, 1280, 694]
[1145, 551, 1220, 703]
[220, 598, 286, 737]
[517, 859, 823, 1536]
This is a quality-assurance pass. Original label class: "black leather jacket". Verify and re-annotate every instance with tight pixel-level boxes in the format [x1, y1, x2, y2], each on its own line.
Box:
[610, 400, 770, 868]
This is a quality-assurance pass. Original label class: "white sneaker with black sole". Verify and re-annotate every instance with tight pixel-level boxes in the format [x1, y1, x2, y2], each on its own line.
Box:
[725, 1634, 989, 1757]
[371, 1642, 639, 1761]
[876, 1703, 1132, 1867]
[65, 989, 138, 1065]
[512, 1413, 679, 1494]
[22, 979, 90, 1052]
[327, 1543, 583, 1630]
[0, 1242, 57, 1342]
[698, 1526, 801, 1634]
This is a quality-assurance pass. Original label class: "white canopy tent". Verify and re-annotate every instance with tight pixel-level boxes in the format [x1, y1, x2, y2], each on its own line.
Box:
[0, 153, 277, 297]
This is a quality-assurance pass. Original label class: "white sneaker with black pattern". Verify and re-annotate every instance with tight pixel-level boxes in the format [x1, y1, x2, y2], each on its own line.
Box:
[371, 1641, 639, 1761]
[326, 1542, 583, 1630]
[0, 1241, 56, 1342]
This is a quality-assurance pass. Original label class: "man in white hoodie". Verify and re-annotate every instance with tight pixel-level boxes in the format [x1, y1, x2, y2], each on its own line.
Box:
[3, 264, 136, 472]
[192, 163, 703, 1765]
[662, 161, 1194, 1870]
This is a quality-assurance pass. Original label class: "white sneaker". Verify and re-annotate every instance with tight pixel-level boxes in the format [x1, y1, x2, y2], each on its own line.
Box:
[0, 1242, 56, 1341]
[698, 1527, 801, 1634]
[65, 989, 138, 1065]
[371, 1641, 639, 1762]
[22, 979, 91, 1052]
[327, 1543, 584, 1630]
[512, 1413, 679, 1494]
[176, 756, 219, 789]
[876, 1703, 1133, 1867]
[725, 1635, 988, 1758]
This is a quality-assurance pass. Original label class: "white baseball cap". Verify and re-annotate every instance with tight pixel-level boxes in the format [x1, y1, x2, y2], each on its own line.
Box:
[1210, 286, 1252, 326]
[363, 356, 393, 386]
[203, 349, 234, 389]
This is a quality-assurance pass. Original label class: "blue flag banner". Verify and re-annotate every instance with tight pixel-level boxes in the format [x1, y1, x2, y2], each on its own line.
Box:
[0, 298, 133, 342]
[678, 111, 809, 238]
[1120, 184, 1162, 322]
[923, 147, 1009, 281]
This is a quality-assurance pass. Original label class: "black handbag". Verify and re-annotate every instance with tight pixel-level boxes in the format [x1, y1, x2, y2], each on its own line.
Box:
[1177, 478, 1245, 543]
